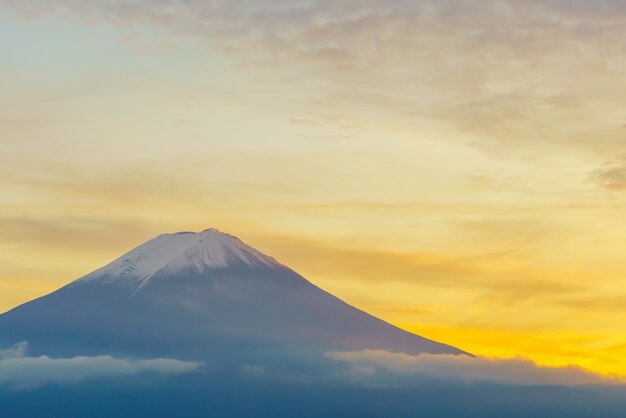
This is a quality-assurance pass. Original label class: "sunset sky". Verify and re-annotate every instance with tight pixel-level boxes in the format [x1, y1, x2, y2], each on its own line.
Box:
[1, 1, 626, 377]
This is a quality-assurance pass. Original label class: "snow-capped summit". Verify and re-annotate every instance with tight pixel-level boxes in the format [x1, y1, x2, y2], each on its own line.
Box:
[77, 228, 279, 289]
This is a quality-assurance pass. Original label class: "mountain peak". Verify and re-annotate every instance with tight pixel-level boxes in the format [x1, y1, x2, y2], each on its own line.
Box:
[3, 227, 466, 359]
[76, 228, 279, 288]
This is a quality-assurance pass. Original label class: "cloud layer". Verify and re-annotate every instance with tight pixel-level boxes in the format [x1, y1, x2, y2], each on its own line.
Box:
[4, 0, 626, 155]
[0, 342, 203, 389]
[327, 350, 621, 386]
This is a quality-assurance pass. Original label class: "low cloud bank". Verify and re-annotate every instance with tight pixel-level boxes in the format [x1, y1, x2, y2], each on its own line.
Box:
[0, 342, 203, 389]
[327, 350, 622, 387]
[2, 341, 621, 390]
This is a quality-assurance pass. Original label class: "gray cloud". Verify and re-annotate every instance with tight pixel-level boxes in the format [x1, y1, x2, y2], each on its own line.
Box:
[0, 341, 28, 360]
[542, 0, 626, 16]
[240, 364, 266, 377]
[0, 342, 203, 389]
[2, 0, 626, 157]
[327, 349, 622, 386]
[590, 162, 626, 192]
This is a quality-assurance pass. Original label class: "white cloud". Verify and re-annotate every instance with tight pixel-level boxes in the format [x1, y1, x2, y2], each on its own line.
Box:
[326, 350, 623, 387]
[0, 342, 203, 389]
[0, 340, 28, 360]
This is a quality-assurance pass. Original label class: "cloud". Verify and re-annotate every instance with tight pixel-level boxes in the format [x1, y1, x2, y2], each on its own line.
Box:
[3, 0, 626, 157]
[250, 230, 587, 303]
[326, 350, 622, 387]
[590, 162, 626, 192]
[0, 341, 28, 360]
[0, 342, 203, 389]
[0, 215, 154, 254]
[542, 0, 626, 16]
[240, 364, 266, 377]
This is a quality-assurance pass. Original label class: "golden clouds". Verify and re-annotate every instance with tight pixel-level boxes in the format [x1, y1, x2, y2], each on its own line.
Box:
[590, 162, 626, 192]
[410, 325, 626, 377]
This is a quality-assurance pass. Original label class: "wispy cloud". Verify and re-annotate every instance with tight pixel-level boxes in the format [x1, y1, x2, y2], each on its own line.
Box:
[326, 349, 622, 386]
[0, 341, 28, 360]
[3, 0, 626, 156]
[0, 342, 203, 389]
[251, 231, 587, 302]
[590, 162, 626, 192]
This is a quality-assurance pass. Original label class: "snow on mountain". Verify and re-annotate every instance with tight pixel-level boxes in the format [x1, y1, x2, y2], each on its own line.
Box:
[76, 228, 279, 289]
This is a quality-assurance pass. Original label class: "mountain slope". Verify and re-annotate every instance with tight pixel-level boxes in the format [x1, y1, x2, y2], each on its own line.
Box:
[0, 229, 466, 360]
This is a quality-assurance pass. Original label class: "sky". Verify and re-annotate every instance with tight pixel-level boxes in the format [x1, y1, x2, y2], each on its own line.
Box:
[1, 0, 626, 377]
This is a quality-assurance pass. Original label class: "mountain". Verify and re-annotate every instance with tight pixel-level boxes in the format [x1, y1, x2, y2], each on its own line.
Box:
[0, 228, 465, 362]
